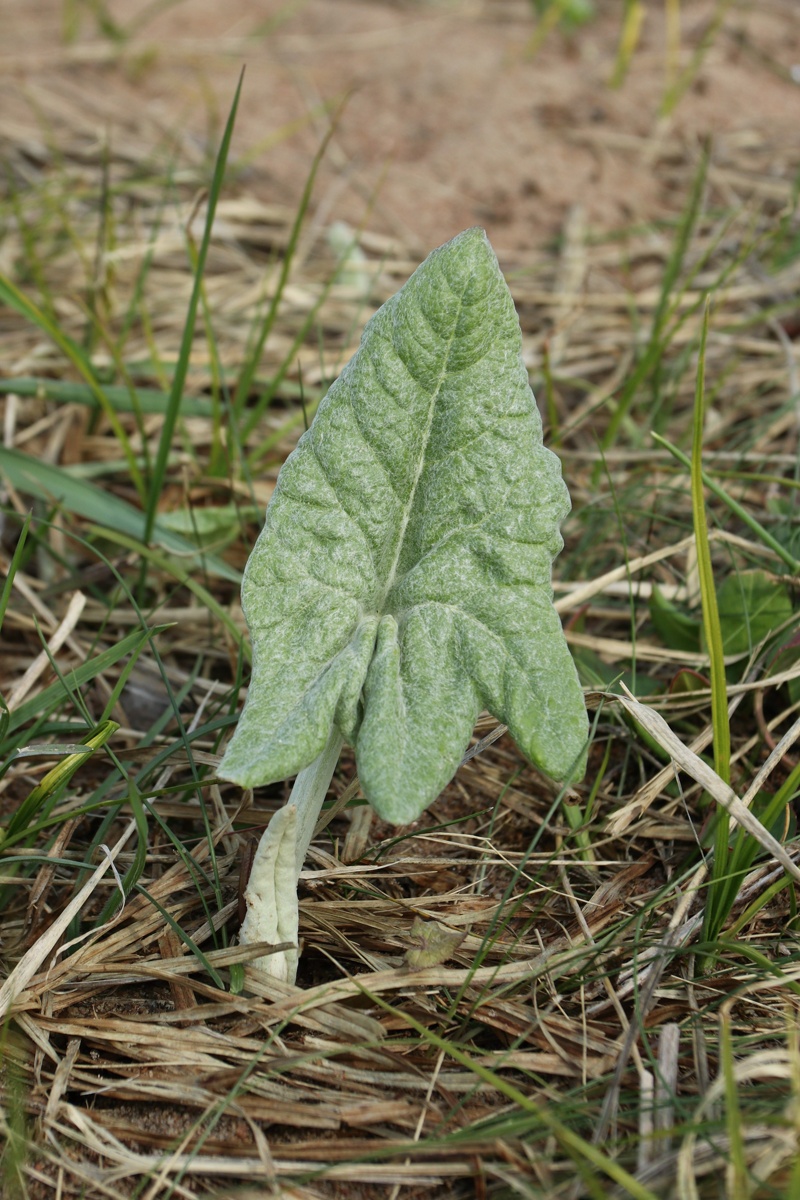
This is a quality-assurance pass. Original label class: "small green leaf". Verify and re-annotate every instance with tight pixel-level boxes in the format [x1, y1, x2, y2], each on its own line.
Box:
[220, 229, 587, 823]
[228, 963, 246, 995]
[649, 585, 700, 653]
[715, 570, 791, 657]
[157, 503, 259, 547]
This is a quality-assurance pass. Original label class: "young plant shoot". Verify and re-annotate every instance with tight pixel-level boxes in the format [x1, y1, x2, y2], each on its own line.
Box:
[220, 227, 588, 983]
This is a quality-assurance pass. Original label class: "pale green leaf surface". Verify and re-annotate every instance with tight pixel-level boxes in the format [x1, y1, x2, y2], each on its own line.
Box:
[220, 228, 587, 823]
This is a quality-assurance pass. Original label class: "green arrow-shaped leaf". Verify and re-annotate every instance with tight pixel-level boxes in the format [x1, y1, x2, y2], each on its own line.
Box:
[220, 228, 587, 823]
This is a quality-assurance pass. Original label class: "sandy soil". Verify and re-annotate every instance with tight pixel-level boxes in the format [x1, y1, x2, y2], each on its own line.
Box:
[1, 0, 799, 258]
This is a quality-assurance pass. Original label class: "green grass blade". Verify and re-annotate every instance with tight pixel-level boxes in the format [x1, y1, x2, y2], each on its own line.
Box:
[3, 625, 168, 739]
[134, 883, 226, 989]
[720, 1014, 749, 1198]
[187, 238, 231, 479]
[600, 145, 708, 454]
[236, 114, 340, 438]
[0, 377, 214, 418]
[690, 299, 734, 946]
[609, 0, 644, 88]
[0, 514, 30, 634]
[2, 721, 120, 846]
[691, 302, 730, 787]
[248, 381, 325, 466]
[94, 776, 150, 925]
[651, 433, 800, 573]
[725, 871, 795, 939]
[358, 986, 660, 1200]
[660, 0, 734, 116]
[86, 526, 246, 653]
[720, 754, 800, 935]
[142, 69, 244, 547]
[0, 274, 146, 505]
[0, 449, 241, 583]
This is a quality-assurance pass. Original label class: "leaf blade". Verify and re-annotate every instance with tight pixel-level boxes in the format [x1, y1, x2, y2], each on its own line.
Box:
[221, 228, 587, 821]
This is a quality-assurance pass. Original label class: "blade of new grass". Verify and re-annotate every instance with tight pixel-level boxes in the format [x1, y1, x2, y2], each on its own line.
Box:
[141, 69, 244, 548]
[0, 376, 213, 418]
[248, 379, 325, 465]
[609, 0, 644, 89]
[0, 275, 147, 505]
[717, 754, 800, 939]
[0, 448, 241, 583]
[235, 115, 340, 442]
[0, 514, 31, 634]
[692, 300, 729, 783]
[600, 146, 708, 456]
[93, 776, 150, 925]
[1, 720, 120, 847]
[133, 883, 226, 989]
[691, 299, 734, 948]
[720, 1013, 749, 1199]
[651, 434, 800, 574]
[660, 0, 734, 116]
[2, 625, 168, 740]
[88, 526, 246, 654]
[186, 230, 232, 479]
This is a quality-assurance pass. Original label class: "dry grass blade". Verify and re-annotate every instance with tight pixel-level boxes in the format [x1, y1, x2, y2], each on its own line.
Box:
[5, 591, 86, 709]
[0, 821, 135, 1020]
[616, 687, 800, 885]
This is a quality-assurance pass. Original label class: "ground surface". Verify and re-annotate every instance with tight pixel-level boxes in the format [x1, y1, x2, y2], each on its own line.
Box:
[2, 0, 798, 255]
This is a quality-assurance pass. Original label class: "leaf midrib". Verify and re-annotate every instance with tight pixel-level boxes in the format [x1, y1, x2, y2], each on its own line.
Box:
[376, 270, 469, 613]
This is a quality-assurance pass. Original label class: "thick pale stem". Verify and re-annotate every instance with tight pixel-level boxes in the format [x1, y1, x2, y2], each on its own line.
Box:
[288, 727, 344, 875]
[239, 726, 343, 984]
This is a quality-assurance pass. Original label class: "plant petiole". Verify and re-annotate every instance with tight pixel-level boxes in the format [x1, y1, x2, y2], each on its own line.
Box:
[239, 725, 342, 984]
